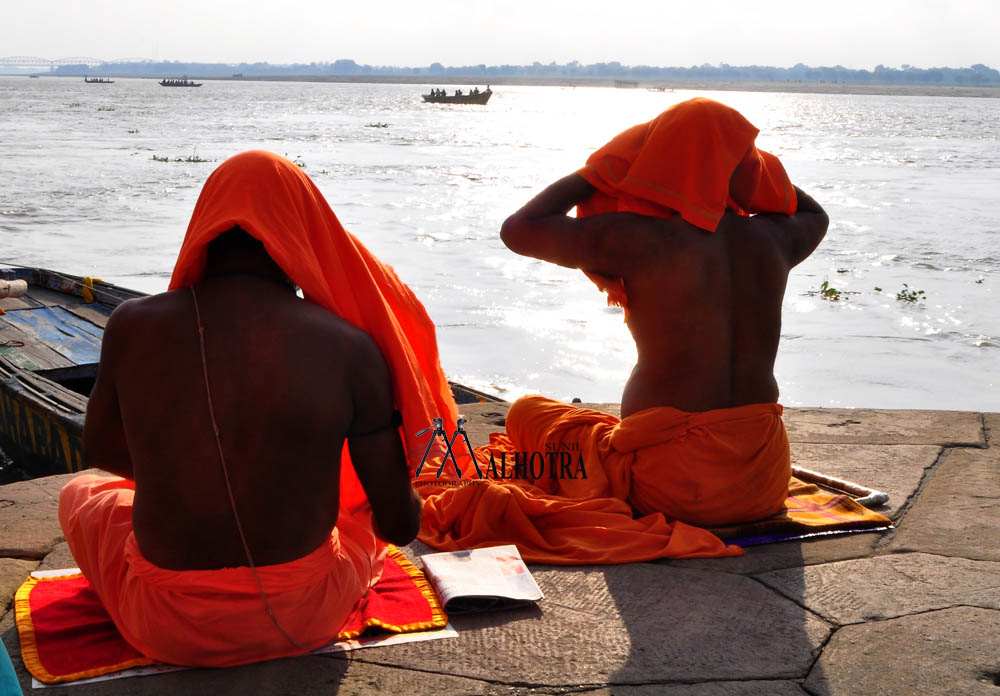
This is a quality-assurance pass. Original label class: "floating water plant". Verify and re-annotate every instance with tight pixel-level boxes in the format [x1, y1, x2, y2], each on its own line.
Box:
[818, 280, 843, 301]
[151, 153, 213, 163]
[896, 284, 926, 303]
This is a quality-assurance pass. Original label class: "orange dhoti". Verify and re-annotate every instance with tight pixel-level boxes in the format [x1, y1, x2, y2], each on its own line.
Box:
[418, 396, 791, 564]
[59, 474, 386, 668]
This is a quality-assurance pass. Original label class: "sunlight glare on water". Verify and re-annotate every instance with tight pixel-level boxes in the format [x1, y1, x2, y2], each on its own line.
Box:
[1, 77, 998, 409]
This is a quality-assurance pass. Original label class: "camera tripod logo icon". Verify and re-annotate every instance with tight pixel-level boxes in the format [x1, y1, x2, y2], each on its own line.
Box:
[414, 417, 484, 479]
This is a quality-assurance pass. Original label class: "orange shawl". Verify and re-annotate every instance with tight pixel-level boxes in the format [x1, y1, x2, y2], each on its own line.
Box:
[576, 97, 797, 308]
[168, 151, 458, 486]
[415, 396, 796, 564]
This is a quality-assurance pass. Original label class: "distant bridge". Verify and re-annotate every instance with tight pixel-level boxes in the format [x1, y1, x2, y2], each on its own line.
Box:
[0, 56, 153, 69]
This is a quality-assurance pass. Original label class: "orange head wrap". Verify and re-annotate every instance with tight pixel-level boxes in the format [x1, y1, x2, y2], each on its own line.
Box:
[575, 97, 797, 309]
[169, 150, 458, 475]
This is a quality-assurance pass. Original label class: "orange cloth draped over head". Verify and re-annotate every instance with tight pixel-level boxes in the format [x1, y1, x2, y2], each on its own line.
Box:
[576, 97, 797, 309]
[169, 150, 458, 482]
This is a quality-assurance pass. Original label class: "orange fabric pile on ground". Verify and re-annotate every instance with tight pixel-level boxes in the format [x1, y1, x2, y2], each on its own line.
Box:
[418, 397, 889, 565]
[575, 97, 797, 309]
[418, 396, 791, 564]
[15, 546, 446, 684]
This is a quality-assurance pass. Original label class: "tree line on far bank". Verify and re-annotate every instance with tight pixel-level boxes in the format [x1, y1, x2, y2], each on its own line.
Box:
[48, 59, 1000, 86]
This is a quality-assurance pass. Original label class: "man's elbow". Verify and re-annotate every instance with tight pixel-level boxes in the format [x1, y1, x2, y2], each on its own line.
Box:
[377, 504, 422, 546]
[500, 213, 530, 255]
[814, 211, 830, 246]
[374, 489, 423, 546]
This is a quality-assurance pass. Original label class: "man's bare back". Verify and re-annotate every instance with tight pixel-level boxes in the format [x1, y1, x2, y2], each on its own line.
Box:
[84, 229, 421, 570]
[501, 175, 828, 417]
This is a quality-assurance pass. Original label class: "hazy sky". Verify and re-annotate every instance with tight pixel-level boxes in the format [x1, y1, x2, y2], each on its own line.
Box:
[3, 0, 997, 69]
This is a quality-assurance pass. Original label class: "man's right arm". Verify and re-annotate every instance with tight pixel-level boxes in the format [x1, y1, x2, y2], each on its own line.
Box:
[346, 334, 422, 546]
[83, 302, 134, 479]
[763, 186, 829, 267]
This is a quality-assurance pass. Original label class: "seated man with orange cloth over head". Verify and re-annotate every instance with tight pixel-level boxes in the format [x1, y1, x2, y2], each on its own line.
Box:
[59, 151, 457, 667]
[417, 98, 827, 565]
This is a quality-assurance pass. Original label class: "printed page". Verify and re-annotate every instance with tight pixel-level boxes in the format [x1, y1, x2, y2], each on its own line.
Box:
[420, 545, 543, 613]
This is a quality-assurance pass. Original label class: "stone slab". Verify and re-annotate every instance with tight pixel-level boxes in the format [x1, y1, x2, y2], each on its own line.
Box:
[659, 532, 878, 575]
[456, 402, 511, 448]
[0, 623, 550, 696]
[347, 563, 830, 685]
[577, 403, 622, 418]
[577, 683, 807, 695]
[758, 552, 1000, 625]
[985, 412, 999, 448]
[0, 473, 81, 559]
[35, 542, 77, 572]
[0, 558, 36, 613]
[804, 606, 1000, 696]
[889, 447, 1000, 561]
[782, 408, 984, 446]
[790, 443, 939, 521]
[0, 614, 811, 696]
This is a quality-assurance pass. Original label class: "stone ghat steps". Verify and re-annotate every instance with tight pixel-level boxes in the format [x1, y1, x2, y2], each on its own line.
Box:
[1, 406, 997, 695]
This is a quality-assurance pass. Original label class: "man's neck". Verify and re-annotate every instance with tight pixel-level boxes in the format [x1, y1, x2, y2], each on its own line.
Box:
[204, 267, 297, 292]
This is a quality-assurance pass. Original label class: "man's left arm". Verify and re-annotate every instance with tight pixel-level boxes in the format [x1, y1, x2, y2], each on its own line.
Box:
[500, 173, 635, 275]
[83, 304, 134, 479]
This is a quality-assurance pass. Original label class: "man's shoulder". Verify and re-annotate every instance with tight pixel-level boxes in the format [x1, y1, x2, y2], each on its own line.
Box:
[104, 291, 186, 331]
[290, 299, 378, 349]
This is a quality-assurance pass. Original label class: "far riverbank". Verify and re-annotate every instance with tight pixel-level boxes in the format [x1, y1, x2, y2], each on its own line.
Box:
[17, 72, 1000, 99]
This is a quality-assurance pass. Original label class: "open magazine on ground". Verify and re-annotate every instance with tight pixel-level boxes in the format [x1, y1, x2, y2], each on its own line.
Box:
[420, 545, 544, 614]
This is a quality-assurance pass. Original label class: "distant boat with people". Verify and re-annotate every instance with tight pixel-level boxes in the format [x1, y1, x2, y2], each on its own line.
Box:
[159, 78, 202, 87]
[422, 87, 492, 105]
[84, 77, 114, 84]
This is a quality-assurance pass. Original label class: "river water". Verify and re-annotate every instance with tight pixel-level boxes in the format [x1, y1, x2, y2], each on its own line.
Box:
[1, 77, 998, 410]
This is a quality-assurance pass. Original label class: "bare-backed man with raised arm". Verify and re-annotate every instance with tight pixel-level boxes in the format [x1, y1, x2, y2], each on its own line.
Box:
[499, 98, 828, 531]
[58, 151, 457, 668]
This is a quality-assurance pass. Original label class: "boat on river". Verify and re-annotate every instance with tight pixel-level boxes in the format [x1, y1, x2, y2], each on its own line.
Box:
[0, 265, 499, 479]
[159, 78, 202, 87]
[84, 77, 114, 84]
[0, 267, 141, 478]
[422, 87, 492, 105]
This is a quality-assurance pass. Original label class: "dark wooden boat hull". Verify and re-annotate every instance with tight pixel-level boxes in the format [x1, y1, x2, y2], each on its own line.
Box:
[0, 268, 142, 478]
[422, 91, 491, 105]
